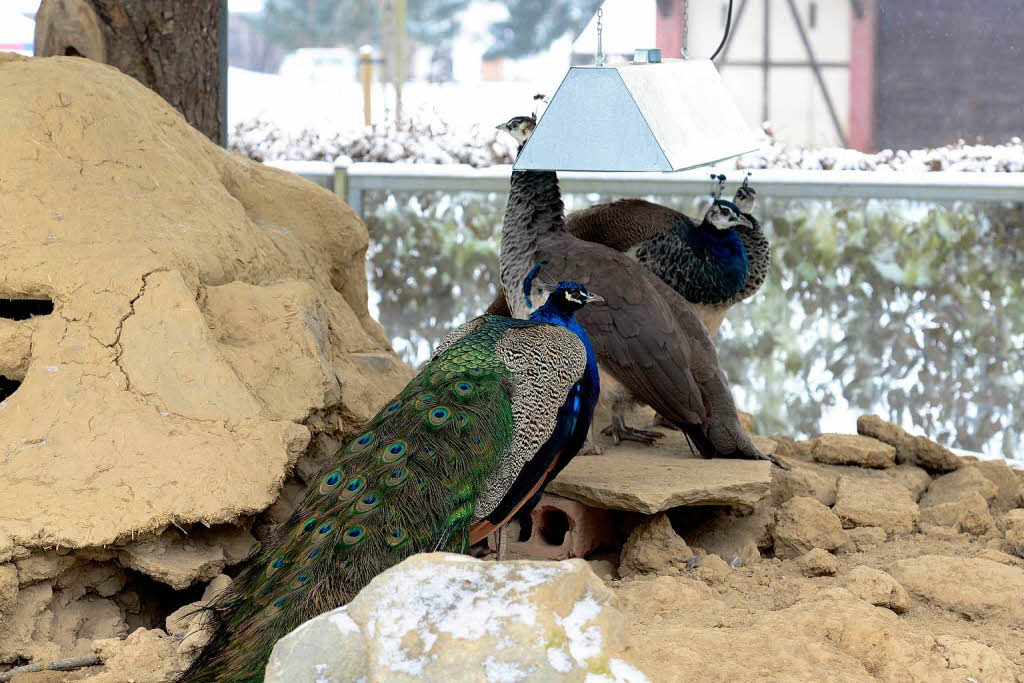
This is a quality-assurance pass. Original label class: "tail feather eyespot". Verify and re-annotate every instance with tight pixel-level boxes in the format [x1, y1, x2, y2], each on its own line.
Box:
[319, 470, 343, 494]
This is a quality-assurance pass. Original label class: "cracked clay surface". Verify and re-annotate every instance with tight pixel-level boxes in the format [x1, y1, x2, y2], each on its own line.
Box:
[0, 54, 412, 551]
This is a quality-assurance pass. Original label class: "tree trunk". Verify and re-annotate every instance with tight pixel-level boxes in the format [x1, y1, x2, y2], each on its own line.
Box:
[34, 0, 224, 144]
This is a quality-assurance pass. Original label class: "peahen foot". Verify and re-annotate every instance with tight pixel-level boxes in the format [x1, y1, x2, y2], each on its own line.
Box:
[601, 415, 665, 446]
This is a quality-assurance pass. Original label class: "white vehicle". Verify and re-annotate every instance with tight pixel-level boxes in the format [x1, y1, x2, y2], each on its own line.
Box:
[278, 48, 357, 83]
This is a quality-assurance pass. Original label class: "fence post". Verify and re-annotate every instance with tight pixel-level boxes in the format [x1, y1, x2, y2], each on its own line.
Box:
[334, 156, 361, 216]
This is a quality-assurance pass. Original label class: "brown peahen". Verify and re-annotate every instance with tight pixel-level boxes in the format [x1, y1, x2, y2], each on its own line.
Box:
[180, 277, 602, 682]
[492, 114, 781, 465]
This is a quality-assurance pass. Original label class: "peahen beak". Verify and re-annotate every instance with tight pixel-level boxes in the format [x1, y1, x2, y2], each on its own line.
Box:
[584, 292, 604, 304]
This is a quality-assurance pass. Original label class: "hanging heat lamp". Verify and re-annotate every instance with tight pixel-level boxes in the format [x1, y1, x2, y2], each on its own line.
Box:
[514, 3, 757, 173]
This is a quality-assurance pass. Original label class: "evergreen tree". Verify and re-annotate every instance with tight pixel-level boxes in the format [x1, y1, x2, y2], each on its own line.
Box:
[486, 0, 602, 59]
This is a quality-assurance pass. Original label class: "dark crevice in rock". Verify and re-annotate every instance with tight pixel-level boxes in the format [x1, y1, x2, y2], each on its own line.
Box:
[0, 298, 54, 321]
[0, 375, 21, 402]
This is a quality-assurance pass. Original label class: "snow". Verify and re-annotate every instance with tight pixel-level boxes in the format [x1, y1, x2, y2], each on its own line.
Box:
[554, 592, 605, 667]
[362, 558, 565, 676]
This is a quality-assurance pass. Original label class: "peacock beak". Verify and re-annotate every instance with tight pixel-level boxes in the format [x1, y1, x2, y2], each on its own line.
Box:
[584, 292, 604, 304]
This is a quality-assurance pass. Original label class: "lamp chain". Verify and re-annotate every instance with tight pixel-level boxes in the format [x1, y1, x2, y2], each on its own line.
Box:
[595, 6, 606, 66]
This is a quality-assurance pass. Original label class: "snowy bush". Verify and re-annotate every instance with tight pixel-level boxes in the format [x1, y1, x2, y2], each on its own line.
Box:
[231, 118, 1024, 172]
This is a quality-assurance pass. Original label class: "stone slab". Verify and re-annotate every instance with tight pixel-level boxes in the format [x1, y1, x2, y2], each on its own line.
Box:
[549, 448, 772, 514]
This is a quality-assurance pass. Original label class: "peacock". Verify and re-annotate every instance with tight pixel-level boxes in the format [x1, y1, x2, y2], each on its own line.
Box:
[180, 276, 602, 682]
[493, 114, 781, 466]
[504, 173, 772, 337]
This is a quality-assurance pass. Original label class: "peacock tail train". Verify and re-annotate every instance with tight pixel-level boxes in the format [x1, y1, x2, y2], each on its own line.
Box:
[181, 321, 525, 682]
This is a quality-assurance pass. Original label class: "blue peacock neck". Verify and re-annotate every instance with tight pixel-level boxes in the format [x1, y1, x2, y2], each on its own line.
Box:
[528, 301, 600, 410]
[686, 221, 750, 302]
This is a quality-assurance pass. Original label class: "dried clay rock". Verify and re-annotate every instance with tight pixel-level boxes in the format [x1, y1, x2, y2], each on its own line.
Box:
[771, 496, 848, 559]
[844, 565, 909, 613]
[919, 491, 995, 535]
[0, 55, 411, 557]
[1001, 509, 1024, 558]
[549, 451, 770, 514]
[797, 548, 839, 577]
[810, 434, 895, 468]
[856, 415, 960, 472]
[833, 477, 919, 533]
[619, 514, 692, 578]
[920, 467, 998, 508]
[265, 553, 648, 683]
[890, 555, 1024, 624]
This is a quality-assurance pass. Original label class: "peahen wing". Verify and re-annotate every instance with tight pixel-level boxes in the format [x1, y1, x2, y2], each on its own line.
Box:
[181, 315, 586, 682]
[565, 198, 690, 251]
[535, 234, 709, 429]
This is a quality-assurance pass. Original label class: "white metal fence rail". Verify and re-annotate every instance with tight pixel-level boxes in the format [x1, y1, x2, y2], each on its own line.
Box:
[264, 159, 1024, 217]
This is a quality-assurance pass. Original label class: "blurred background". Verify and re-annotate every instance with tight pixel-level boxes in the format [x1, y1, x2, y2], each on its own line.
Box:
[10, 0, 1022, 461]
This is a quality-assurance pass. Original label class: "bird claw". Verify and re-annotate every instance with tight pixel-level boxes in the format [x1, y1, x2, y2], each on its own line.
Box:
[601, 417, 665, 446]
[578, 439, 604, 456]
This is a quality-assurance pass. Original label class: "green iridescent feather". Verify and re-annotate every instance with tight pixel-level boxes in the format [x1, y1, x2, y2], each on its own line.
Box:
[182, 319, 518, 682]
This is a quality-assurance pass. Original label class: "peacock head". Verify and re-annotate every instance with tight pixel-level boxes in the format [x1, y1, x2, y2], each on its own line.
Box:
[546, 281, 604, 313]
[496, 114, 537, 146]
[705, 199, 752, 232]
[734, 174, 757, 214]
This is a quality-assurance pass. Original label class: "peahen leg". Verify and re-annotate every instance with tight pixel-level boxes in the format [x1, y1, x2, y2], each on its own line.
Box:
[578, 425, 604, 455]
[495, 526, 509, 561]
[601, 413, 665, 446]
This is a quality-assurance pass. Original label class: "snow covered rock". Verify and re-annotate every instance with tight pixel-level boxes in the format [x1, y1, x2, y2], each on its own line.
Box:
[265, 552, 648, 682]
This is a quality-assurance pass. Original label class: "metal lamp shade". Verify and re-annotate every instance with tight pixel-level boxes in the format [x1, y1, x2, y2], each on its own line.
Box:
[514, 59, 759, 173]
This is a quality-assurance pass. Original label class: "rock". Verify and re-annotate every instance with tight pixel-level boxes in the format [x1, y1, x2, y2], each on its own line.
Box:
[833, 476, 919, 533]
[919, 491, 995, 535]
[0, 582, 57, 664]
[877, 465, 932, 502]
[841, 526, 889, 554]
[14, 551, 74, 586]
[90, 628, 189, 683]
[118, 535, 225, 591]
[548, 450, 771, 513]
[0, 564, 17, 614]
[619, 514, 692, 578]
[265, 553, 647, 683]
[770, 461, 838, 506]
[797, 548, 839, 577]
[165, 574, 232, 656]
[694, 554, 733, 585]
[1002, 508, 1024, 557]
[891, 555, 1024, 624]
[587, 559, 617, 581]
[770, 497, 848, 559]
[0, 55, 410, 555]
[809, 433, 895, 468]
[737, 410, 756, 434]
[844, 565, 909, 613]
[933, 636, 1019, 682]
[856, 415, 960, 472]
[975, 548, 1024, 569]
[920, 466, 998, 508]
[974, 460, 1024, 513]
[617, 583, 995, 682]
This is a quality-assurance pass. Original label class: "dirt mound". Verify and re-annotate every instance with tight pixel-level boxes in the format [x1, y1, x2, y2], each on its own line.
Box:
[0, 52, 409, 671]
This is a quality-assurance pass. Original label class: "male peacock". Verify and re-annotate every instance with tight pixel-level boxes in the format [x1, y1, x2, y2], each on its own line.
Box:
[493, 115, 781, 466]
[502, 173, 772, 337]
[180, 277, 602, 682]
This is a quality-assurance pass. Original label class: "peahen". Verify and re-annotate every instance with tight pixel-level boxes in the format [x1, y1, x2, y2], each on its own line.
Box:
[180, 277, 602, 682]
[504, 173, 772, 337]
[493, 115, 781, 466]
